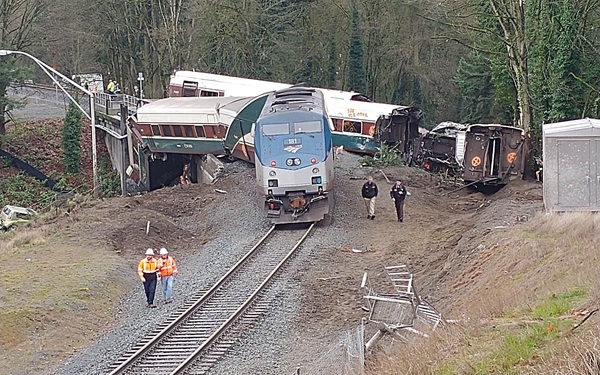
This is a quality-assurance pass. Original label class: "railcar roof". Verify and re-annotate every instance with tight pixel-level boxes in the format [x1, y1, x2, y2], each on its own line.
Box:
[135, 97, 252, 123]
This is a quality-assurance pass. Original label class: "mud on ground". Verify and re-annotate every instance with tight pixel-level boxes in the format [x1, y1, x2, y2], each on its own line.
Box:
[0, 151, 545, 375]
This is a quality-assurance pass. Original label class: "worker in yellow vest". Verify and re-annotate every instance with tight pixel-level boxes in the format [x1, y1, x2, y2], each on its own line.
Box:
[106, 80, 115, 94]
[157, 247, 178, 304]
[138, 248, 159, 308]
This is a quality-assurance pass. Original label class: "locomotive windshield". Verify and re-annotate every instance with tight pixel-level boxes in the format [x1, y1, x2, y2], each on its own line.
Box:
[293, 121, 322, 134]
[261, 123, 290, 136]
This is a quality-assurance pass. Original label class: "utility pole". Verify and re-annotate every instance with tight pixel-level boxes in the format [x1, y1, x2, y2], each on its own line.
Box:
[138, 72, 144, 101]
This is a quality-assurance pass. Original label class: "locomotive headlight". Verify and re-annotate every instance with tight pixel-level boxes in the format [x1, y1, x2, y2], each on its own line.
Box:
[312, 167, 319, 174]
[294, 158, 301, 166]
[268, 179, 278, 187]
[269, 170, 276, 177]
[286, 158, 294, 166]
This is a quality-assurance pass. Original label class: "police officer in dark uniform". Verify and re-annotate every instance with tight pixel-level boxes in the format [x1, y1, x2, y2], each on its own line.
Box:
[361, 176, 378, 219]
[390, 180, 407, 222]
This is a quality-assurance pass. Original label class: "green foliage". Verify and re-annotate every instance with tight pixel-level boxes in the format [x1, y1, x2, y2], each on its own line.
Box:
[62, 102, 83, 174]
[326, 39, 338, 88]
[471, 290, 585, 374]
[360, 144, 403, 168]
[454, 51, 511, 124]
[347, 2, 366, 93]
[532, 289, 585, 319]
[98, 156, 120, 198]
[0, 172, 57, 208]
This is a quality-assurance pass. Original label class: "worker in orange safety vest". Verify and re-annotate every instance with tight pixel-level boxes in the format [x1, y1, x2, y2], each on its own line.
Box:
[157, 247, 178, 304]
[138, 248, 159, 308]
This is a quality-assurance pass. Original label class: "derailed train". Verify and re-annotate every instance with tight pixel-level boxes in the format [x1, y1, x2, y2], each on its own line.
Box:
[254, 87, 334, 224]
[375, 118, 526, 186]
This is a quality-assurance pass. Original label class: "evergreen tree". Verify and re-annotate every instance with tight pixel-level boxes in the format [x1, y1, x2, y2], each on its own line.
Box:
[62, 101, 83, 174]
[326, 39, 338, 89]
[347, 2, 366, 93]
[454, 51, 512, 124]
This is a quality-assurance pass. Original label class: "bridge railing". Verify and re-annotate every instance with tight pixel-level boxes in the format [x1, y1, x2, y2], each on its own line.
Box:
[94, 93, 149, 117]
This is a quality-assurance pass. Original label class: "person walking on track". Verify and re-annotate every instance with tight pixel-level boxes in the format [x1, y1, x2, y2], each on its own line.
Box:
[361, 176, 378, 220]
[390, 180, 408, 222]
[157, 247, 178, 304]
[138, 248, 159, 308]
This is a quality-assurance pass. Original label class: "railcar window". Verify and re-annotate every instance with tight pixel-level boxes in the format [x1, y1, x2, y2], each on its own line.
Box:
[261, 123, 290, 136]
[151, 125, 161, 135]
[161, 125, 172, 136]
[184, 126, 194, 137]
[195, 126, 206, 137]
[332, 118, 343, 132]
[343, 120, 362, 134]
[200, 90, 221, 97]
[173, 125, 184, 137]
[293, 121, 322, 134]
[182, 81, 198, 97]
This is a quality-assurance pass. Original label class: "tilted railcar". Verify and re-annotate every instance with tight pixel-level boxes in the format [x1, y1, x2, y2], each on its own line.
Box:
[168, 70, 416, 155]
[374, 106, 424, 164]
[462, 124, 525, 185]
[417, 122, 525, 186]
[254, 87, 334, 224]
[419, 122, 468, 174]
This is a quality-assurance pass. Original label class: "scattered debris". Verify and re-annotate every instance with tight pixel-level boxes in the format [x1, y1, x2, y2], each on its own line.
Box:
[379, 169, 391, 183]
[146, 221, 150, 235]
[316, 276, 342, 281]
[351, 248, 369, 253]
[571, 309, 598, 331]
[214, 189, 227, 194]
[361, 264, 445, 350]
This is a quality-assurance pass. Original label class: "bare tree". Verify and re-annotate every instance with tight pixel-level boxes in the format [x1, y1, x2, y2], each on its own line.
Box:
[0, 0, 49, 134]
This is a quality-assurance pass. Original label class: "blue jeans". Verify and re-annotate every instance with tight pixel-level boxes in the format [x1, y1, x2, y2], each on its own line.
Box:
[161, 275, 174, 301]
[143, 276, 157, 305]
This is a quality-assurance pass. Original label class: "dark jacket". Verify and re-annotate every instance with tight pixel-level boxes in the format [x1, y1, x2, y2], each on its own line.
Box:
[362, 181, 378, 198]
[390, 184, 407, 201]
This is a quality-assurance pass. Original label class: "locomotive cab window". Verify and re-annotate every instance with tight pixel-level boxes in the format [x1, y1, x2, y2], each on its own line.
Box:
[261, 123, 290, 136]
[293, 121, 322, 134]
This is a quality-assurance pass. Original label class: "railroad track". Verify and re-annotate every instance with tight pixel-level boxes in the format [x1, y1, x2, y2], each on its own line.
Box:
[108, 223, 315, 375]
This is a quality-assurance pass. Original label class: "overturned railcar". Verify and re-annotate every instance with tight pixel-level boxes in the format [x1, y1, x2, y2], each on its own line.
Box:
[462, 124, 525, 185]
[420, 122, 468, 174]
[374, 106, 423, 164]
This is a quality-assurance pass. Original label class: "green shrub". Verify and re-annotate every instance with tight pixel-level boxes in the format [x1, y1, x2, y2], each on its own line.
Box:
[62, 102, 83, 174]
[360, 144, 403, 168]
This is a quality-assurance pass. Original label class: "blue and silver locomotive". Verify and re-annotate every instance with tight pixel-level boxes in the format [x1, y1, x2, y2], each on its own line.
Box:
[254, 87, 335, 224]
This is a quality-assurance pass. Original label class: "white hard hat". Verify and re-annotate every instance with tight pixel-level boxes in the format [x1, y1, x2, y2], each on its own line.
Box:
[145, 248, 154, 255]
[159, 248, 168, 255]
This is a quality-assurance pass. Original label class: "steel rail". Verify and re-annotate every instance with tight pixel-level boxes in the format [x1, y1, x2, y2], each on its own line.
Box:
[172, 222, 315, 374]
[109, 225, 281, 374]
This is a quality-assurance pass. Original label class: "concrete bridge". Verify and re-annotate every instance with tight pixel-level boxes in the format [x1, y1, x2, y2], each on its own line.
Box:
[7, 84, 222, 195]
